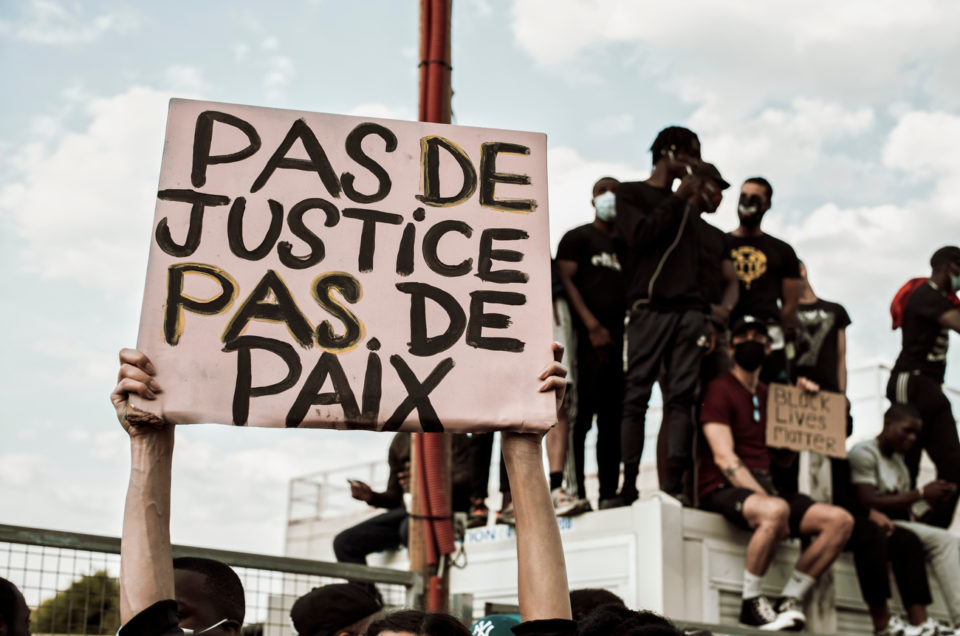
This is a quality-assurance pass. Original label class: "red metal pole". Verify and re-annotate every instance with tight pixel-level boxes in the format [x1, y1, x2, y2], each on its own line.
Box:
[412, 0, 453, 614]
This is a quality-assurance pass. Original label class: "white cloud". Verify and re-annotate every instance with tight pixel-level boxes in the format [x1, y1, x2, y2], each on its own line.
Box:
[882, 111, 960, 179]
[511, 0, 960, 112]
[546, 146, 639, 251]
[586, 113, 634, 136]
[230, 33, 296, 100]
[263, 54, 295, 98]
[0, 0, 137, 45]
[765, 110, 960, 367]
[260, 35, 279, 51]
[0, 85, 167, 293]
[233, 43, 249, 63]
[163, 65, 207, 93]
[0, 453, 48, 487]
[691, 98, 878, 207]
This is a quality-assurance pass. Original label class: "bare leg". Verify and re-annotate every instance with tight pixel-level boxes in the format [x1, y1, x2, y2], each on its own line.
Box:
[906, 604, 928, 626]
[867, 604, 891, 632]
[742, 494, 791, 576]
[795, 503, 854, 577]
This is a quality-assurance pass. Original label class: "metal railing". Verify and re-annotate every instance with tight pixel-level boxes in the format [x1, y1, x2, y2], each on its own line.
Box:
[0, 524, 421, 636]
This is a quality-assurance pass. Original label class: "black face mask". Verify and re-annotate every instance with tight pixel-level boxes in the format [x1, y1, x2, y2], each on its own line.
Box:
[733, 340, 766, 372]
[738, 194, 765, 228]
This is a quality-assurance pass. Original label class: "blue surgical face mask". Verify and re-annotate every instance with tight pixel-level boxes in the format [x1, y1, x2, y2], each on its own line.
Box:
[594, 191, 616, 222]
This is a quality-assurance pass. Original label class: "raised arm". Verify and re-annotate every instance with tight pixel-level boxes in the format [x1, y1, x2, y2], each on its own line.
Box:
[702, 423, 768, 494]
[939, 308, 960, 333]
[614, 178, 699, 249]
[110, 349, 175, 625]
[501, 344, 572, 623]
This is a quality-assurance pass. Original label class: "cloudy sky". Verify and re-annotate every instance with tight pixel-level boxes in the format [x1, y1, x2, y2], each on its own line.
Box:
[1, 0, 958, 555]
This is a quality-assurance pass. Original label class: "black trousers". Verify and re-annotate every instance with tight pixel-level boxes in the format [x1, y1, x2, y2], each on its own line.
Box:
[468, 432, 508, 499]
[887, 371, 960, 527]
[848, 517, 932, 608]
[621, 307, 705, 493]
[333, 507, 409, 564]
[573, 327, 623, 500]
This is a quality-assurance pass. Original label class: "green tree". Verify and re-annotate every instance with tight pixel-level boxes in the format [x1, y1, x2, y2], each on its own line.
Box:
[31, 570, 120, 635]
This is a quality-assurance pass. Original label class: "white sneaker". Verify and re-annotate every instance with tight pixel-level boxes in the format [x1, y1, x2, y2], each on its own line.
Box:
[918, 618, 960, 635]
[774, 596, 806, 631]
[551, 487, 579, 516]
[880, 615, 909, 636]
[894, 617, 958, 636]
[739, 596, 798, 631]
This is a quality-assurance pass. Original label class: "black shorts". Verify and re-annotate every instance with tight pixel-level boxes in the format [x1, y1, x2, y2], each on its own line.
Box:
[700, 487, 815, 538]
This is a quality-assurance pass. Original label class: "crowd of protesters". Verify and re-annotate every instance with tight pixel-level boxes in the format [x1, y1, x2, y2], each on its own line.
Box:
[4, 125, 959, 636]
[303, 126, 960, 633]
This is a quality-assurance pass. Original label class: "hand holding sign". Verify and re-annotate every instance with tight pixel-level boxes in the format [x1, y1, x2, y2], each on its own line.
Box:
[766, 381, 847, 458]
[133, 100, 555, 433]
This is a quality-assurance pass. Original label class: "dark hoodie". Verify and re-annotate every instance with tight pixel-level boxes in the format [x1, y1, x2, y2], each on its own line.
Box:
[613, 180, 703, 311]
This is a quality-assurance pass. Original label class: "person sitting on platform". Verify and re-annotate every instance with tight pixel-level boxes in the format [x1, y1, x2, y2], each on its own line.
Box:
[849, 404, 960, 634]
[334, 432, 471, 565]
[697, 319, 853, 631]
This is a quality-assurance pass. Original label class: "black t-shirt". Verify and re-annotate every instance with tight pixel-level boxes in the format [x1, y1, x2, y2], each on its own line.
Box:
[613, 181, 703, 310]
[726, 232, 801, 323]
[118, 600, 183, 636]
[795, 299, 851, 392]
[894, 281, 955, 382]
[699, 219, 730, 308]
[556, 223, 625, 331]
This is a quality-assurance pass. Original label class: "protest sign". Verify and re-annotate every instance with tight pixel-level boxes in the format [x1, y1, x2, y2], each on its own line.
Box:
[132, 99, 555, 433]
[766, 383, 847, 458]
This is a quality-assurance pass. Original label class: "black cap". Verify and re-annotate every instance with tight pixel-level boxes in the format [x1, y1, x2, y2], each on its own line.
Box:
[692, 162, 730, 190]
[290, 583, 383, 636]
[730, 317, 768, 338]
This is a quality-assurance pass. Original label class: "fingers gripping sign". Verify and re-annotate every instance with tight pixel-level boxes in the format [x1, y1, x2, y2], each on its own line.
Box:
[112, 349, 167, 433]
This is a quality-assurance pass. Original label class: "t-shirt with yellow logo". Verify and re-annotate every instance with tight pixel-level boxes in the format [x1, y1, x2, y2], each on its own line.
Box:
[726, 233, 801, 324]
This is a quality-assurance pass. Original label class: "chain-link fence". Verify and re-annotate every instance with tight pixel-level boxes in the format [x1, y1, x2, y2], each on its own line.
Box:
[0, 524, 420, 635]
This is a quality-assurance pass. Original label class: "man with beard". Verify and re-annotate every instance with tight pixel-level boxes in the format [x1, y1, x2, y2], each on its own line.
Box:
[613, 125, 725, 505]
[727, 177, 802, 385]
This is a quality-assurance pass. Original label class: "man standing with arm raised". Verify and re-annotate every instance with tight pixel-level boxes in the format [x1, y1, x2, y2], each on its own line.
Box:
[887, 245, 960, 528]
[612, 126, 714, 506]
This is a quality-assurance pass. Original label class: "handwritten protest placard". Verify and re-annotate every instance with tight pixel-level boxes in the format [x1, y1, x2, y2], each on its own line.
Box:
[132, 99, 555, 433]
[766, 383, 847, 458]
